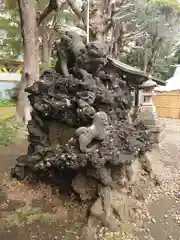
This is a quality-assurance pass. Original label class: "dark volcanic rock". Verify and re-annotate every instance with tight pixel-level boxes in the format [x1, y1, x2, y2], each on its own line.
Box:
[11, 36, 154, 236]
[11, 37, 152, 191]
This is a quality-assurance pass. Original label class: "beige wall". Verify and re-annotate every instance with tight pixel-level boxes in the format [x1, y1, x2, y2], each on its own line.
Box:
[153, 90, 180, 119]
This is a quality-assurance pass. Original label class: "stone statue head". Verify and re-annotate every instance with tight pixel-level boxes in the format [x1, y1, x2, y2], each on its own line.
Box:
[94, 111, 108, 126]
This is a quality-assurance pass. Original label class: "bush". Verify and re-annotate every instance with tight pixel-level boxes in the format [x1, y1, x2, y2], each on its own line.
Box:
[5, 87, 18, 102]
[0, 99, 15, 107]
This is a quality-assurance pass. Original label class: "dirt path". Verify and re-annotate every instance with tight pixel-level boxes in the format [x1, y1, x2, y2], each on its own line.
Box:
[0, 107, 16, 120]
[0, 140, 86, 240]
[0, 119, 180, 240]
[0, 141, 28, 173]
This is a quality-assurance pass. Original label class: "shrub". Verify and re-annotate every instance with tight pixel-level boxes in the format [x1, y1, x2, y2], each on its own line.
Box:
[5, 87, 18, 102]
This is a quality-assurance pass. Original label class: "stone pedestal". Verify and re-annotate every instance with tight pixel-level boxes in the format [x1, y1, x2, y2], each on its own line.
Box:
[138, 104, 158, 125]
[138, 77, 165, 145]
[147, 122, 165, 145]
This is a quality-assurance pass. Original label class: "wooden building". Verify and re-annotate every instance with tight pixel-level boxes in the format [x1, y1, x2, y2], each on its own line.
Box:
[154, 66, 180, 119]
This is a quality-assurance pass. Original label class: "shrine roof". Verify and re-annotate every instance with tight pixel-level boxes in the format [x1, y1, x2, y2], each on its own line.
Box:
[108, 58, 166, 86]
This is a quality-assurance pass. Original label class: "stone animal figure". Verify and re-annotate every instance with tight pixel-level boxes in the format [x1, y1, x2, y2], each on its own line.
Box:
[75, 111, 108, 153]
[55, 31, 85, 77]
[73, 41, 108, 79]
[76, 98, 95, 122]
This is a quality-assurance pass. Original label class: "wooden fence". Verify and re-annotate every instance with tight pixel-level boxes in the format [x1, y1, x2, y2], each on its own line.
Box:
[153, 90, 180, 119]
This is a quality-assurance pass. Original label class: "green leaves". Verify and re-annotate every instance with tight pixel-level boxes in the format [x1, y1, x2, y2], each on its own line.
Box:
[4, 0, 18, 10]
[0, 3, 22, 61]
[119, 0, 179, 80]
[150, 0, 180, 13]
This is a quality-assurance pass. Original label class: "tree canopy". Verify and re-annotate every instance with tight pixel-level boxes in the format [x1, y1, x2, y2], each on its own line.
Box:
[0, 1, 21, 60]
[120, 0, 180, 79]
[1, 0, 180, 79]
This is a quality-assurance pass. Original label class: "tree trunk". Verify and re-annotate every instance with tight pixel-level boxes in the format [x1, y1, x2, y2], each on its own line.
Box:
[16, 0, 39, 125]
[41, 23, 51, 68]
[42, 35, 50, 68]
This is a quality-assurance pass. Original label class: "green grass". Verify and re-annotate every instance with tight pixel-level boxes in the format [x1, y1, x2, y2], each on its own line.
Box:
[0, 99, 15, 107]
[0, 120, 18, 146]
[0, 206, 60, 230]
[0, 107, 21, 146]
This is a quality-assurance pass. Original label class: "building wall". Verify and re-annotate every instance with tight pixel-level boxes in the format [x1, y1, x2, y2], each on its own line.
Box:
[153, 90, 180, 119]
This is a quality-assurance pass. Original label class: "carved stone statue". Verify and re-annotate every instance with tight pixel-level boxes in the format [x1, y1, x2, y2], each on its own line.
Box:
[12, 38, 154, 238]
[76, 98, 95, 122]
[55, 31, 85, 77]
[75, 111, 108, 153]
[73, 41, 108, 79]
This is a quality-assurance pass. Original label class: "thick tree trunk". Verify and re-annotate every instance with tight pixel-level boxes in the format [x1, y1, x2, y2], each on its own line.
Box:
[16, 0, 39, 125]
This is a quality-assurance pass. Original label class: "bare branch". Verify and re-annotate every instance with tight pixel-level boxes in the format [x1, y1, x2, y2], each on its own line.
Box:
[37, 6, 53, 26]
[76, 23, 86, 31]
[124, 32, 145, 41]
[103, 21, 113, 34]
[115, 0, 127, 8]
[37, 0, 66, 26]
[102, 1, 135, 37]
[124, 28, 145, 39]
[48, 12, 59, 49]
[113, 2, 134, 15]
[50, 12, 59, 30]
[67, 0, 84, 20]
[48, 30, 57, 52]
[114, 12, 135, 22]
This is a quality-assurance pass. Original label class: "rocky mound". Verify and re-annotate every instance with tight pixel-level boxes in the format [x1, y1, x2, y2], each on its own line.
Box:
[11, 33, 156, 238]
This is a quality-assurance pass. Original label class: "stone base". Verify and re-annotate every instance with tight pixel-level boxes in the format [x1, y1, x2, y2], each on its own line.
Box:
[138, 105, 158, 126]
[147, 123, 165, 145]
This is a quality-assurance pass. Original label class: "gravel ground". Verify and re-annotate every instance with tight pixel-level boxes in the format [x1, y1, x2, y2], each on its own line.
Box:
[136, 118, 180, 240]
[1, 118, 180, 240]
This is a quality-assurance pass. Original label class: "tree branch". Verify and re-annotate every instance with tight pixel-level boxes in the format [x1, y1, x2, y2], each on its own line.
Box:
[50, 12, 58, 31]
[114, 12, 135, 22]
[37, 0, 66, 26]
[113, 2, 134, 16]
[103, 21, 113, 34]
[48, 12, 59, 49]
[124, 28, 145, 39]
[76, 23, 86, 31]
[124, 32, 145, 41]
[66, 0, 84, 20]
[37, 6, 53, 26]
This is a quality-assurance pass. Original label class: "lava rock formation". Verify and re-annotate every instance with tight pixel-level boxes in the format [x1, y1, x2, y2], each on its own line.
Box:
[11, 34, 154, 235]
